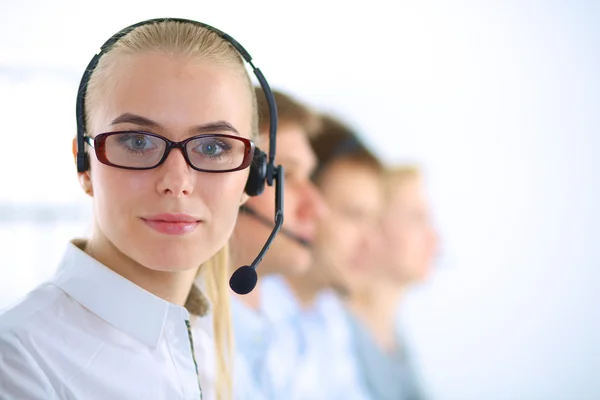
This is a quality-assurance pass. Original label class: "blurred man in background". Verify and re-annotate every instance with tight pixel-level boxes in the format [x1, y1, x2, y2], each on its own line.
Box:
[229, 88, 329, 398]
[262, 114, 383, 399]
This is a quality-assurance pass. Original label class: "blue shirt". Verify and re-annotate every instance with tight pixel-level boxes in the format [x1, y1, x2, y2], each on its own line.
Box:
[232, 275, 371, 400]
[231, 276, 305, 399]
[345, 309, 428, 400]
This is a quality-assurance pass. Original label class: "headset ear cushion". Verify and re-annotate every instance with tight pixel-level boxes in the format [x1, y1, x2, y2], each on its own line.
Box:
[245, 149, 267, 196]
[77, 152, 90, 173]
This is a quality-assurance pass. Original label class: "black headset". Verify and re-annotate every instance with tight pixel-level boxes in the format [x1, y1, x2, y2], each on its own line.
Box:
[75, 17, 283, 294]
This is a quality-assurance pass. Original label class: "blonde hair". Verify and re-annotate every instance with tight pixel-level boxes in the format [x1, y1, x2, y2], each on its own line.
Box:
[83, 19, 261, 400]
[194, 245, 234, 399]
[85, 19, 259, 138]
[383, 165, 422, 199]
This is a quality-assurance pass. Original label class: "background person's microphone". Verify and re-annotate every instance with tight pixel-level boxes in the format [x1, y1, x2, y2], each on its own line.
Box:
[239, 205, 312, 248]
[229, 167, 284, 295]
[239, 198, 351, 296]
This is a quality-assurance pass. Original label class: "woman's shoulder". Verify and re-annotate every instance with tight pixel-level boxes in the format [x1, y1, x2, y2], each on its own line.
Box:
[0, 239, 91, 342]
[0, 279, 104, 350]
[0, 279, 109, 365]
[0, 283, 64, 337]
[0, 281, 106, 399]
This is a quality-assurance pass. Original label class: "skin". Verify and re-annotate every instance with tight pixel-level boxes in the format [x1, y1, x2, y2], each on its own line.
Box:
[380, 176, 438, 284]
[72, 51, 253, 305]
[286, 159, 384, 307]
[348, 174, 439, 351]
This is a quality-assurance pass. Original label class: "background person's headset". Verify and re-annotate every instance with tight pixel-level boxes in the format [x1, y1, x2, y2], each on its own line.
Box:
[75, 17, 283, 295]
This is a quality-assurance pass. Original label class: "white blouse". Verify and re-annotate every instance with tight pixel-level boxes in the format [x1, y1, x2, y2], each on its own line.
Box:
[0, 240, 210, 400]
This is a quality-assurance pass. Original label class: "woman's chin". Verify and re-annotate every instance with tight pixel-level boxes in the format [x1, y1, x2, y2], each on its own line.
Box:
[136, 250, 203, 273]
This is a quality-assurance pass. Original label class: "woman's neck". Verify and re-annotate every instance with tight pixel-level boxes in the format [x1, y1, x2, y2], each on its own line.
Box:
[285, 274, 322, 310]
[85, 228, 198, 306]
[347, 280, 405, 352]
[235, 284, 262, 311]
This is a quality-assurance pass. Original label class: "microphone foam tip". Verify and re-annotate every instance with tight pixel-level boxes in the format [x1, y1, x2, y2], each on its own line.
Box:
[229, 265, 258, 295]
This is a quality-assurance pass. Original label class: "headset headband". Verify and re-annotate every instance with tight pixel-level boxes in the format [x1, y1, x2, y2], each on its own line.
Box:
[75, 17, 277, 183]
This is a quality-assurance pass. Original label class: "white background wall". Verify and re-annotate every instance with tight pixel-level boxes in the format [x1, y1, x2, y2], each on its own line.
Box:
[1, 1, 598, 399]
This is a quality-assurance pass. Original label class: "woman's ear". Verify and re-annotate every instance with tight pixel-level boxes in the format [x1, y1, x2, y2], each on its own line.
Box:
[79, 173, 94, 197]
[240, 192, 250, 205]
[72, 137, 93, 197]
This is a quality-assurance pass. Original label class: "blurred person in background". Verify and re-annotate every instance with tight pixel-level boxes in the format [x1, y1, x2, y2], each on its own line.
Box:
[268, 113, 384, 399]
[343, 165, 439, 400]
[0, 18, 278, 400]
[228, 87, 329, 399]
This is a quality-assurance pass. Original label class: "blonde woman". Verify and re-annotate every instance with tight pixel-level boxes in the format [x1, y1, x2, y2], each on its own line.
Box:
[0, 18, 280, 400]
[344, 166, 439, 400]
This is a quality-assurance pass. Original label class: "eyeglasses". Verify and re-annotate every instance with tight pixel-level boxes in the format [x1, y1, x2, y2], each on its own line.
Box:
[84, 131, 255, 172]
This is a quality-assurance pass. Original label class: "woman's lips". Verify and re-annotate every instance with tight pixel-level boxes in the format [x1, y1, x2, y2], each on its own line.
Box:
[141, 213, 201, 235]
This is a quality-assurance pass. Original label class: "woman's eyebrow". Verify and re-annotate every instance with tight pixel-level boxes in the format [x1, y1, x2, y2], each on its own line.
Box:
[110, 113, 161, 128]
[110, 113, 240, 135]
[193, 121, 240, 136]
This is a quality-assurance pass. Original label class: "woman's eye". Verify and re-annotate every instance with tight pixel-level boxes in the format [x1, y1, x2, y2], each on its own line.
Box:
[200, 142, 222, 156]
[119, 134, 155, 151]
[129, 136, 149, 150]
[193, 138, 232, 157]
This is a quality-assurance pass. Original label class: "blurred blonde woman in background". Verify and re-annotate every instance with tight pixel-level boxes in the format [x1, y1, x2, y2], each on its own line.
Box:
[343, 166, 439, 400]
[0, 18, 279, 400]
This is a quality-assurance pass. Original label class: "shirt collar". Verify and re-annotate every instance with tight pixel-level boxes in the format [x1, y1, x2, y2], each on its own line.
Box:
[230, 295, 263, 334]
[260, 275, 303, 325]
[52, 239, 189, 348]
[261, 276, 343, 324]
[231, 294, 270, 361]
[230, 275, 339, 337]
[229, 275, 296, 333]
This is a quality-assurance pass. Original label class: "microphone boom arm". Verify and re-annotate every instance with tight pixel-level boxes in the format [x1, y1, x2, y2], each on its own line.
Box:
[249, 165, 284, 271]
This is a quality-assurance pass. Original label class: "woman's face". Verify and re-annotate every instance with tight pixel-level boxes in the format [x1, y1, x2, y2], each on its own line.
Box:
[312, 160, 384, 293]
[83, 52, 253, 272]
[381, 177, 438, 283]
